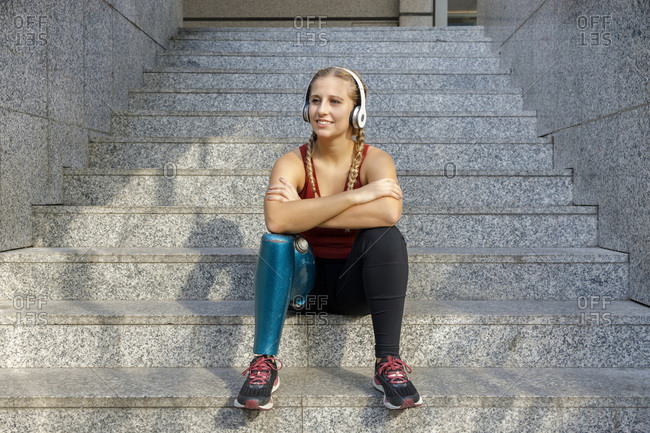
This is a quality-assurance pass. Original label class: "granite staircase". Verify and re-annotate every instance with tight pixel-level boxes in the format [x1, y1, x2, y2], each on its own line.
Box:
[0, 26, 648, 432]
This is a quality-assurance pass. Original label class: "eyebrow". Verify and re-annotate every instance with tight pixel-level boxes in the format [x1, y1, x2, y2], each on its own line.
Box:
[310, 93, 344, 99]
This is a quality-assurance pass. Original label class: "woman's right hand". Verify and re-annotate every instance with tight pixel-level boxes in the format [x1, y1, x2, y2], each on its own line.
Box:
[351, 177, 403, 205]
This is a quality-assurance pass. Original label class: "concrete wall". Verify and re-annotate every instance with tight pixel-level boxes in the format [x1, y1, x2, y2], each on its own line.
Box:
[181, 0, 479, 27]
[182, 0, 400, 27]
[0, 0, 183, 252]
[478, 0, 649, 305]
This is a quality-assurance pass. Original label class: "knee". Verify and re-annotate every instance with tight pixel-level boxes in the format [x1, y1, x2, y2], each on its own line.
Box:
[357, 226, 405, 248]
[354, 226, 407, 258]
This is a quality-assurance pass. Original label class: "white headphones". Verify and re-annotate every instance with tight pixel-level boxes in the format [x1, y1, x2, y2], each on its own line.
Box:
[302, 67, 367, 129]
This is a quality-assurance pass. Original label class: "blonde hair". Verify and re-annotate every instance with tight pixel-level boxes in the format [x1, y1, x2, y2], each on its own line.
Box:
[304, 67, 367, 233]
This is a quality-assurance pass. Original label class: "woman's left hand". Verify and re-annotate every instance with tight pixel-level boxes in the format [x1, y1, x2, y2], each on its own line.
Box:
[266, 177, 301, 202]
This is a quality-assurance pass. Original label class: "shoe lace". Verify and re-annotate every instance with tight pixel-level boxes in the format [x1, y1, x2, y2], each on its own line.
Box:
[377, 355, 412, 384]
[241, 356, 283, 385]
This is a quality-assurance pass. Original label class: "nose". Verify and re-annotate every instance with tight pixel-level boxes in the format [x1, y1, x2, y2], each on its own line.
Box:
[315, 103, 332, 118]
[315, 101, 326, 112]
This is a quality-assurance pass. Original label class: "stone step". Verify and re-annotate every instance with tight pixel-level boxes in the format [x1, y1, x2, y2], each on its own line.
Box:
[167, 39, 494, 56]
[127, 87, 524, 112]
[0, 366, 648, 432]
[87, 136, 553, 171]
[176, 25, 491, 41]
[0, 247, 628, 301]
[1, 300, 648, 368]
[141, 68, 517, 91]
[109, 110, 538, 138]
[154, 51, 505, 73]
[31, 205, 597, 248]
[62, 168, 573, 207]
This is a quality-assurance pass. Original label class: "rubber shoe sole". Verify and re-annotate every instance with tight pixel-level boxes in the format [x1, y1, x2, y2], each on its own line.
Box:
[234, 374, 280, 410]
[373, 376, 423, 410]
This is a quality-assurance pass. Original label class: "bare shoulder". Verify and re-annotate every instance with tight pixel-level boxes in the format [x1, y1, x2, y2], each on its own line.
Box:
[365, 145, 393, 161]
[268, 147, 305, 192]
[361, 145, 397, 183]
[287, 147, 303, 162]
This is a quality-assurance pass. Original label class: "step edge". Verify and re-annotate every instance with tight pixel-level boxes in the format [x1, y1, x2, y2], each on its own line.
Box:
[109, 109, 539, 116]
[3, 299, 649, 325]
[0, 246, 629, 263]
[30, 204, 599, 215]
[62, 167, 572, 177]
[142, 66, 512, 76]
[157, 50, 499, 59]
[128, 87, 523, 95]
[0, 366, 648, 409]
[88, 135, 551, 144]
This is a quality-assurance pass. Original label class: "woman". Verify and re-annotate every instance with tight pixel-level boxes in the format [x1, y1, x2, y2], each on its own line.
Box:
[235, 67, 422, 411]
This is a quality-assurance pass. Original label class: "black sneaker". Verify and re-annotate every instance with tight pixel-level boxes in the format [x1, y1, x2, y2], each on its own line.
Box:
[373, 354, 423, 410]
[234, 355, 283, 410]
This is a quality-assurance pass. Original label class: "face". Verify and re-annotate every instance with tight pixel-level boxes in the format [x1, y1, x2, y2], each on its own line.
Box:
[308, 75, 356, 139]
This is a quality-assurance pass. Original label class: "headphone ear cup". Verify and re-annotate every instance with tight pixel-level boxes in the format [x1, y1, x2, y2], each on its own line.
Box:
[302, 103, 310, 122]
[357, 107, 366, 128]
[350, 106, 359, 129]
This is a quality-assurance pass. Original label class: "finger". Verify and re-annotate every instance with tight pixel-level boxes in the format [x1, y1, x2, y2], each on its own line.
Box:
[268, 193, 288, 201]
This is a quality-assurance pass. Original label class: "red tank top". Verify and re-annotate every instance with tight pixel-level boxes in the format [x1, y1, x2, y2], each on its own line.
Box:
[298, 142, 370, 259]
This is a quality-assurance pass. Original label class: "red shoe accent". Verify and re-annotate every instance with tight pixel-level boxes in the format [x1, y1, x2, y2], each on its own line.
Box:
[240, 355, 283, 385]
[235, 355, 283, 410]
[376, 355, 412, 384]
[374, 355, 423, 409]
[244, 400, 260, 410]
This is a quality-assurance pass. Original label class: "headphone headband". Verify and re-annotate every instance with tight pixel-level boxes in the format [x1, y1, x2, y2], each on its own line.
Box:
[302, 66, 367, 129]
[337, 67, 366, 122]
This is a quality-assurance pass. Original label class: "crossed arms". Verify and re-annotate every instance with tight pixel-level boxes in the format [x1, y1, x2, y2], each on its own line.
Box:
[263, 149, 402, 233]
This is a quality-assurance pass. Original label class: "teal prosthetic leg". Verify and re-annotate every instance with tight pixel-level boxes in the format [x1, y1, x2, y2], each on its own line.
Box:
[252, 233, 316, 356]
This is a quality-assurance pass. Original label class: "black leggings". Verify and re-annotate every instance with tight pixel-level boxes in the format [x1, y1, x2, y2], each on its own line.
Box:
[297, 226, 408, 358]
